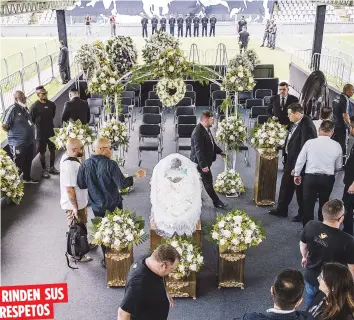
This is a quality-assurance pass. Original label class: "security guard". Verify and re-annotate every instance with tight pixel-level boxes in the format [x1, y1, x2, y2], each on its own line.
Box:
[239, 26, 250, 53]
[160, 16, 167, 32]
[201, 13, 208, 37]
[169, 14, 176, 36]
[269, 20, 277, 49]
[260, 19, 270, 47]
[177, 14, 184, 37]
[151, 15, 158, 35]
[193, 14, 200, 37]
[210, 14, 217, 37]
[185, 13, 192, 37]
[141, 15, 148, 38]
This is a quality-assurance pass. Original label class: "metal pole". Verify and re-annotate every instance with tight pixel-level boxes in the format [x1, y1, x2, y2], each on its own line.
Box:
[2, 58, 9, 77]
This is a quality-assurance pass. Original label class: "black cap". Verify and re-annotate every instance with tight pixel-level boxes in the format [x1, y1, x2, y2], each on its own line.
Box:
[69, 87, 79, 93]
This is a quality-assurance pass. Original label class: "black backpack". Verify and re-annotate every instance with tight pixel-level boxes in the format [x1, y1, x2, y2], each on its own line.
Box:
[64, 157, 90, 269]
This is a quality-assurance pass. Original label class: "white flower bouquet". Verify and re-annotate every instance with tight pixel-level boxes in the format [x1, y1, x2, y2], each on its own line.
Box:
[0, 149, 24, 204]
[142, 31, 180, 64]
[75, 43, 97, 72]
[106, 36, 137, 77]
[100, 119, 129, 148]
[244, 49, 260, 70]
[92, 208, 146, 250]
[88, 64, 123, 96]
[50, 119, 95, 150]
[216, 116, 247, 151]
[214, 169, 245, 196]
[249, 117, 288, 150]
[166, 236, 204, 280]
[228, 53, 253, 71]
[152, 48, 189, 79]
[211, 209, 265, 252]
[155, 78, 186, 107]
[92, 40, 107, 67]
[223, 65, 255, 92]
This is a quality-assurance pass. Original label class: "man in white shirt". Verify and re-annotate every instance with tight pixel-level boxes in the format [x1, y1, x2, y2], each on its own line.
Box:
[294, 120, 342, 226]
[60, 138, 91, 262]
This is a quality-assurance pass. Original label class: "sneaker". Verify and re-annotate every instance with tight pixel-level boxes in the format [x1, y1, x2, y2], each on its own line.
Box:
[23, 179, 39, 184]
[49, 167, 60, 174]
[42, 170, 50, 179]
[70, 254, 92, 262]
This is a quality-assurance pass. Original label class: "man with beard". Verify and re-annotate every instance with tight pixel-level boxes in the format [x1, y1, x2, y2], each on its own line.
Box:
[29, 86, 59, 179]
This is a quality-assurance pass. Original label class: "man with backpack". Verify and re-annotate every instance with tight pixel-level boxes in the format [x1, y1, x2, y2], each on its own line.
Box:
[60, 138, 92, 263]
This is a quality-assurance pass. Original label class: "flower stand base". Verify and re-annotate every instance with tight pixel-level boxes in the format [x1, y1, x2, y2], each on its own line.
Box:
[166, 272, 197, 299]
[218, 248, 245, 289]
[150, 219, 201, 249]
[106, 245, 133, 287]
[254, 148, 279, 206]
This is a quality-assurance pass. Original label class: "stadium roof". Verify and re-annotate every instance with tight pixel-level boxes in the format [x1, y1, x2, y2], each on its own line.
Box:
[310, 0, 353, 5]
[0, 0, 76, 16]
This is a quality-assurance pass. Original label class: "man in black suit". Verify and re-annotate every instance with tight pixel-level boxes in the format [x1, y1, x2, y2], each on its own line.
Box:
[268, 82, 299, 127]
[62, 88, 90, 124]
[190, 111, 227, 209]
[269, 103, 317, 222]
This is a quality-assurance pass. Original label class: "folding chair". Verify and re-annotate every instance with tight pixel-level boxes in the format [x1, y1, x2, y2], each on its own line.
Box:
[176, 97, 193, 107]
[257, 115, 269, 125]
[143, 113, 163, 141]
[209, 83, 221, 108]
[138, 124, 162, 166]
[211, 90, 226, 113]
[148, 91, 159, 100]
[174, 106, 195, 123]
[88, 98, 103, 128]
[145, 99, 162, 107]
[126, 83, 141, 109]
[186, 84, 193, 91]
[176, 124, 196, 152]
[255, 89, 272, 99]
[142, 106, 161, 115]
[175, 115, 197, 139]
[238, 92, 253, 107]
[249, 106, 268, 127]
[184, 91, 196, 105]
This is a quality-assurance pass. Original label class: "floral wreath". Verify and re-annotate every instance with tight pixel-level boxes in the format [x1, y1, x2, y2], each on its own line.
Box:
[214, 169, 245, 196]
[223, 65, 255, 92]
[216, 116, 247, 151]
[142, 31, 180, 64]
[0, 149, 24, 204]
[106, 36, 137, 76]
[156, 78, 186, 107]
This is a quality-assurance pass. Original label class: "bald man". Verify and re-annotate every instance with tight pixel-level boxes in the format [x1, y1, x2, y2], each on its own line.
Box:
[60, 138, 91, 262]
[77, 138, 145, 268]
[2, 90, 37, 183]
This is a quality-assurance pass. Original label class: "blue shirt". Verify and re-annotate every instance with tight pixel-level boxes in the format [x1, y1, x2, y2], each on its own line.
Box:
[2, 103, 34, 147]
[77, 155, 134, 215]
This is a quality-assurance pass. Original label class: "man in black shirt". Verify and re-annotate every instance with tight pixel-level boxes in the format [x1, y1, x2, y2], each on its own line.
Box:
[238, 26, 249, 53]
[193, 14, 200, 37]
[118, 244, 180, 320]
[29, 86, 59, 178]
[201, 13, 208, 37]
[332, 83, 353, 162]
[177, 14, 183, 37]
[168, 15, 175, 36]
[238, 15, 247, 33]
[300, 199, 354, 306]
[160, 16, 166, 32]
[62, 88, 90, 124]
[342, 116, 354, 235]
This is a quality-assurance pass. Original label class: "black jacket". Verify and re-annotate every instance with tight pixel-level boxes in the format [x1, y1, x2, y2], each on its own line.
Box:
[77, 155, 133, 215]
[58, 46, 69, 71]
[267, 94, 299, 127]
[62, 97, 90, 125]
[344, 142, 354, 186]
[243, 311, 314, 320]
[190, 123, 222, 169]
[284, 115, 317, 171]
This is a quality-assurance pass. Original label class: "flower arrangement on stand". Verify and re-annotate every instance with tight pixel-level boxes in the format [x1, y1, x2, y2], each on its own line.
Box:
[155, 78, 186, 107]
[50, 120, 95, 150]
[244, 49, 260, 70]
[223, 65, 255, 93]
[214, 170, 245, 196]
[106, 36, 137, 76]
[75, 43, 97, 72]
[216, 116, 246, 151]
[228, 53, 253, 71]
[142, 31, 180, 64]
[88, 64, 124, 96]
[100, 118, 129, 149]
[152, 48, 189, 79]
[210, 209, 265, 289]
[0, 149, 24, 204]
[93, 40, 107, 67]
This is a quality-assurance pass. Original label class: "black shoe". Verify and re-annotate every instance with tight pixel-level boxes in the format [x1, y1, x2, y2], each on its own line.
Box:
[214, 200, 228, 209]
[260, 44, 264, 47]
[100, 259, 106, 269]
[49, 167, 60, 174]
[268, 209, 288, 217]
[23, 178, 40, 184]
[42, 170, 50, 179]
[292, 215, 303, 222]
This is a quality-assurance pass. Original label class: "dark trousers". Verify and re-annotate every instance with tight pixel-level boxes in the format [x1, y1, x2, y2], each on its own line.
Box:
[194, 26, 199, 37]
[209, 25, 215, 36]
[142, 26, 148, 37]
[170, 26, 174, 36]
[11, 144, 34, 181]
[152, 26, 157, 34]
[161, 26, 166, 32]
[262, 31, 269, 45]
[343, 185, 354, 235]
[198, 167, 219, 204]
[303, 174, 335, 226]
[202, 25, 207, 36]
[178, 26, 183, 37]
[333, 128, 347, 162]
[185, 25, 191, 37]
[59, 68, 70, 83]
[277, 167, 304, 216]
[240, 44, 248, 53]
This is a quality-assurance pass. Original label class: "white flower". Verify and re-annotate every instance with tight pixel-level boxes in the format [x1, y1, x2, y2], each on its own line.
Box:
[186, 254, 193, 262]
[233, 226, 242, 235]
[231, 238, 239, 245]
[114, 136, 119, 142]
[218, 221, 225, 228]
[126, 234, 134, 242]
[233, 216, 242, 224]
[113, 125, 118, 130]
[230, 188, 236, 194]
[178, 264, 185, 272]
[168, 66, 174, 72]
[222, 230, 231, 238]
[69, 132, 76, 138]
[197, 255, 203, 264]
[176, 247, 183, 255]
[212, 231, 219, 239]
[238, 86, 243, 91]
[189, 264, 197, 271]
[220, 238, 226, 246]
[230, 76, 236, 83]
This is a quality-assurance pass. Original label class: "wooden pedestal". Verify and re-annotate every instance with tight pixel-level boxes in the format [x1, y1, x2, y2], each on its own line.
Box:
[166, 272, 197, 299]
[218, 247, 245, 289]
[106, 244, 133, 287]
[254, 148, 279, 206]
[150, 220, 202, 249]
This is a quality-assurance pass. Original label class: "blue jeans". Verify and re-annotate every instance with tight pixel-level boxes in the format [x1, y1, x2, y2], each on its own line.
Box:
[305, 281, 318, 307]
